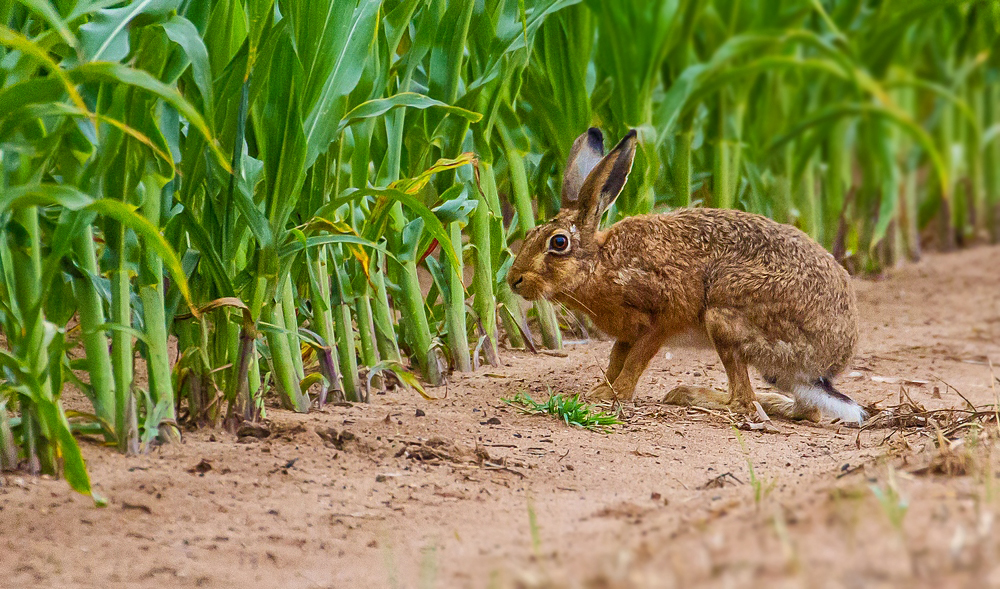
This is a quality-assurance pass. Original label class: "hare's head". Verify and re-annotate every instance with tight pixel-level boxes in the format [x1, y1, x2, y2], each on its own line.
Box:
[507, 128, 637, 301]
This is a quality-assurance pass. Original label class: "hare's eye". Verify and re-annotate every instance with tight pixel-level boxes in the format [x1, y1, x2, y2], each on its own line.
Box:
[548, 233, 570, 254]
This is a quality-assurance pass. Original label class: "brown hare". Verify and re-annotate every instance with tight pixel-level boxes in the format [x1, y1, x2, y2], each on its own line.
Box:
[507, 128, 865, 424]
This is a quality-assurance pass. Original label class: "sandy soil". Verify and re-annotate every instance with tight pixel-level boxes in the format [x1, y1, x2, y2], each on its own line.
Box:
[2, 245, 999, 589]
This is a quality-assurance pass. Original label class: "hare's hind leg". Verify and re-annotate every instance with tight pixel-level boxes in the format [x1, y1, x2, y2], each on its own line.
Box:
[662, 308, 801, 420]
[660, 333, 761, 415]
[704, 308, 760, 415]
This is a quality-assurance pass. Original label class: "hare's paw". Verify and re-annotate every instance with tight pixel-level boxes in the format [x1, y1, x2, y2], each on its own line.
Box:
[662, 385, 729, 410]
[587, 382, 619, 402]
[661, 386, 759, 419]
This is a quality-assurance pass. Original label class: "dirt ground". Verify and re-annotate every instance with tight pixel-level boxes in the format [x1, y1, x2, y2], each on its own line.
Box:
[1, 245, 999, 589]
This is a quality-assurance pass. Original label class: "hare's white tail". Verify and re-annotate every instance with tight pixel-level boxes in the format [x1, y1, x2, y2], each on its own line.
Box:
[793, 378, 866, 424]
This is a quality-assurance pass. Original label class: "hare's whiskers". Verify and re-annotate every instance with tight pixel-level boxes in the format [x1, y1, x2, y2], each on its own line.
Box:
[556, 290, 598, 319]
[556, 300, 591, 340]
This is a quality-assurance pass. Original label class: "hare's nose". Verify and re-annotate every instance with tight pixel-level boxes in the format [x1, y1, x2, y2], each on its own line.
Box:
[510, 275, 524, 291]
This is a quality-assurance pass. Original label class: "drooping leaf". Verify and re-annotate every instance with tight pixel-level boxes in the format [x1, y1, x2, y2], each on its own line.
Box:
[69, 62, 230, 172]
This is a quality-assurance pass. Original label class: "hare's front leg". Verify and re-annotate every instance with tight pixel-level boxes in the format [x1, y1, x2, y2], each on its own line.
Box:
[587, 340, 630, 401]
[605, 340, 631, 382]
[589, 332, 667, 402]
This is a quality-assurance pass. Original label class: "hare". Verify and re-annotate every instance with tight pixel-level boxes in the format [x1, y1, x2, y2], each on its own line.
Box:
[507, 128, 865, 424]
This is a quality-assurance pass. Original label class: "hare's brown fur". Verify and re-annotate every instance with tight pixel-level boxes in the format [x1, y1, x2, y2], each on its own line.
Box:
[508, 129, 863, 424]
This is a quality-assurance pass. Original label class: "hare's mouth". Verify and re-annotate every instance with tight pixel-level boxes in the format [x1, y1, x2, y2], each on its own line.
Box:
[510, 273, 546, 301]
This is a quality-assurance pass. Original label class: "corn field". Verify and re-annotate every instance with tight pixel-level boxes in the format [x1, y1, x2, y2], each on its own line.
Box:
[0, 0, 998, 499]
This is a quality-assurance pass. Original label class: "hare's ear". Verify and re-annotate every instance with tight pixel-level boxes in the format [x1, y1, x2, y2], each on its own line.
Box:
[561, 128, 605, 207]
[576, 130, 637, 232]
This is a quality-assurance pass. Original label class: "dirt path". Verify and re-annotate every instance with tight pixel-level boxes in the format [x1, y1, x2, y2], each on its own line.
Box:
[2, 246, 999, 589]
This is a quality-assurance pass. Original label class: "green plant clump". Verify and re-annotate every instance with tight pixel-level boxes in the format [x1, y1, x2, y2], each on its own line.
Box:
[503, 391, 622, 432]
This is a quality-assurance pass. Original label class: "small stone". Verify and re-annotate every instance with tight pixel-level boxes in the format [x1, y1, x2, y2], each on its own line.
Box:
[236, 422, 270, 439]
[188, 459, 213, 474]
[415, 408, 426, 417]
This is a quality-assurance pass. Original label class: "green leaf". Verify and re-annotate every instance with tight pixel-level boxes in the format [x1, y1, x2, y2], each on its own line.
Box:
[252, 30, 307, 247]
[0, 26, 89, 114]
[0, 351, 100, 502]
[35, 393, 100, 501]
[90, 322, 150, 345]
[466, 0, 585, 96]
[655, 30, 856, 144]
[0, 184, 93, 214]
[333, 187, 462, 270]
[79, 0, 182, 62]
[0, 78, 64, 127]
[383, 0, 424, 56]
[428, 0, 474, 106]
[366, 360, 436, 400]
[162, 15, 215, 121]
[338, 92, 482, 134]
[230, 173, 273, 251]
[432, 185, 478, 227]
[278, 233, 395, 261]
